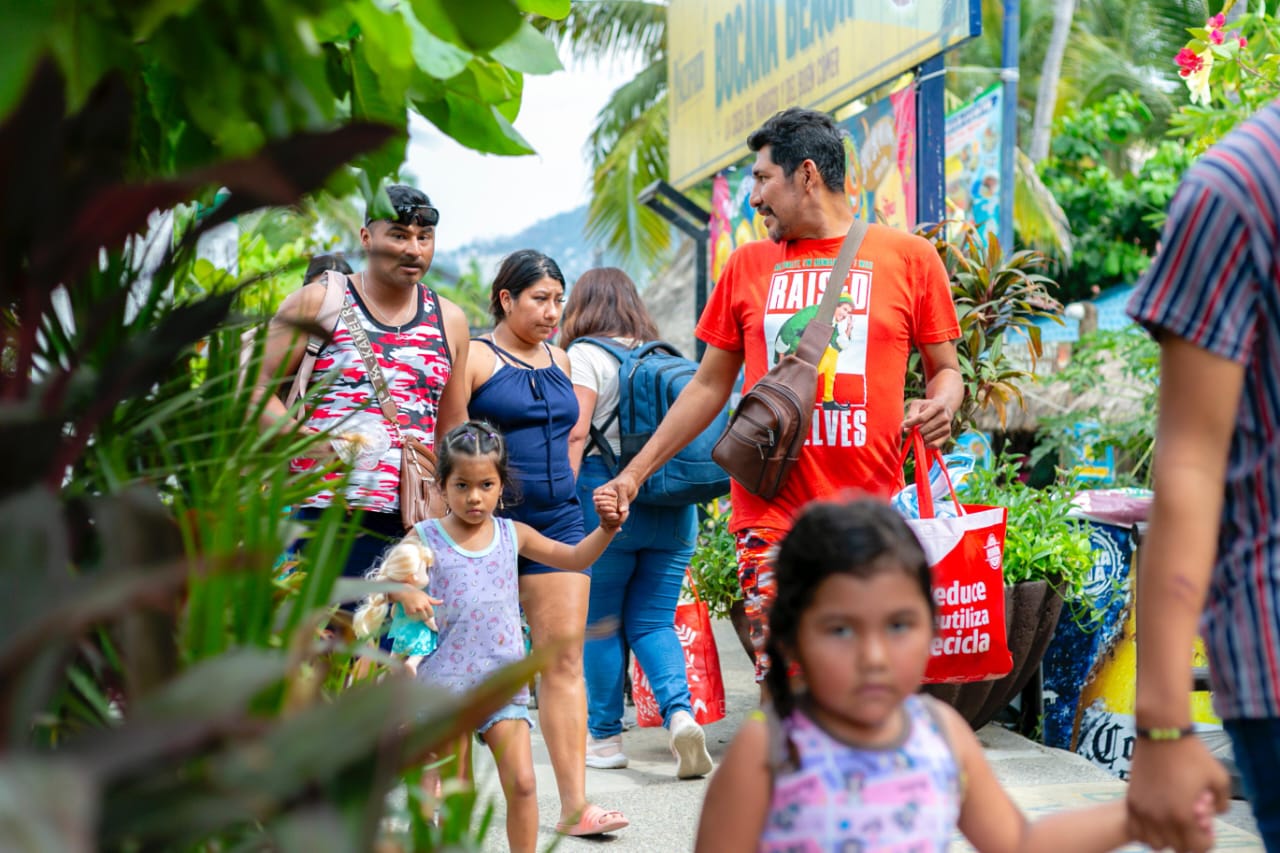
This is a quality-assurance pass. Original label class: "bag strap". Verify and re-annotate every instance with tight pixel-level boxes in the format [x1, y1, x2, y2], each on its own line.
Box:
[793, 219, 870, 365]
[575, 337, 628, 470]
[898, 426, 964, 520]
[338, 292, 405, 444]
[285, 269, 347, 408]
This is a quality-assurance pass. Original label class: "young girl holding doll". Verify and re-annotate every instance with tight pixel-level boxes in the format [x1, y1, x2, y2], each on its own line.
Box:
[696, 498, 1213, 853]
[360, 420, 627, 852]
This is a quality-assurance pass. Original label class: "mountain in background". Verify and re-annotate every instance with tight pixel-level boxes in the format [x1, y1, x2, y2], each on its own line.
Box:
[436, 205, 638, 287]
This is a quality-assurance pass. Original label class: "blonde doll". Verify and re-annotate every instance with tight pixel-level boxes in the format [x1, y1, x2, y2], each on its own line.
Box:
[353, 538, 439, 674]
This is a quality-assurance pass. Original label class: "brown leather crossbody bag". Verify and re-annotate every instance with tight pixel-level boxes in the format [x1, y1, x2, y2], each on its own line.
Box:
[710, 220, 868, 500]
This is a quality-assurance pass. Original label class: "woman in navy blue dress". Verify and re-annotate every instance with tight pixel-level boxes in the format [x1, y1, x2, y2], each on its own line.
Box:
[466, 250, 628, 837]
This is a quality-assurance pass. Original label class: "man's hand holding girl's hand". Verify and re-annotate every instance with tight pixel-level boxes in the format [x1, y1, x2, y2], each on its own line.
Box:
[594, 490, 628, 533]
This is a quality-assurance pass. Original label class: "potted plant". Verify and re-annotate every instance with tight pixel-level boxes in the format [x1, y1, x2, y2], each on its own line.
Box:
[686, 499, 755, 664]
[922, 457, 1097, 730]
[906, 223, 1102, 730]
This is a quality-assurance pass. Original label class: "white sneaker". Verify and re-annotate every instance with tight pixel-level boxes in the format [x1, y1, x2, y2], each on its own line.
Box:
[586, 734, 629, 769]
[667, 710, 713, 779]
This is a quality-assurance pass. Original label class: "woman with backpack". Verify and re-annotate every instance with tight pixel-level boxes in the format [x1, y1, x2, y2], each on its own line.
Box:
[563, 267, 715, 780]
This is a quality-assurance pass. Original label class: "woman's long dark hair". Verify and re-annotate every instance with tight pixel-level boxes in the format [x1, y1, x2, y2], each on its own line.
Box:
[489, 249, 565, 325]
[558, 267, 660, 347]
[764, 498, 934, 719]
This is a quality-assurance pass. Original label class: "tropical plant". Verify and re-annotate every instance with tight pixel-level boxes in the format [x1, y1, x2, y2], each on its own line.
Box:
[0, 0, 571, 842]
[686, 499, 740, 621]
[540, 1, 673, 272]
[1168, 1, 1280, 153]
[8, 0, 569, 207]
[1030, 329, 1161, 487]
[1038, 92, 1193, 303]
[912, 224, 1064, 435]
[432, 257, 496, 330]
[957, 457, 1097, 620]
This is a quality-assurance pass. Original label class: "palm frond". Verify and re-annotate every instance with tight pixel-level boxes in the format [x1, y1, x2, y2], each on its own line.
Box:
[584, 58, 667, 164]
[537, 0, 667, 68]
[1015, 148, 1073, 260]
[584, 94, 671, 271]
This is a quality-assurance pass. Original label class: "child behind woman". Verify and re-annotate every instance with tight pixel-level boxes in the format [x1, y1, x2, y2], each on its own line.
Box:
[696, 497, 1212, 853]
[375, 421, 626, 853]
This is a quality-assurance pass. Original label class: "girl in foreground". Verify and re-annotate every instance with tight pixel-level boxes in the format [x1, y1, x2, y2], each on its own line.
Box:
[383, 421, 625, 852]
[695, 498, 1211, 852]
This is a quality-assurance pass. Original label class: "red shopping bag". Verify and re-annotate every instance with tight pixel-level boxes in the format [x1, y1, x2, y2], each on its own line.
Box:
[901, 429, 1012, 684]
[632, 573, 726, 727]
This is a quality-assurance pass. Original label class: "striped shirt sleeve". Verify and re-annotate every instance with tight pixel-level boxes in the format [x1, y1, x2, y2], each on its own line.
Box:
[1128, 170, 1260, 364]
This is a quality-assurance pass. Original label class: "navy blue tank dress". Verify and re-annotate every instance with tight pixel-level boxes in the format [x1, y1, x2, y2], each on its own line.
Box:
[469, 338, 586, 575]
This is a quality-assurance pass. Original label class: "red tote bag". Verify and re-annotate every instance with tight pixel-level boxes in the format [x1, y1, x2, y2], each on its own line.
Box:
[901, 429, 1013, 684]
[632, 573, 727, 727]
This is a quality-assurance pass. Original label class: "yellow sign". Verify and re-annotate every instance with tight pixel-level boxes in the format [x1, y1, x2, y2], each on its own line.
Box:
[668, 0, 978, 190]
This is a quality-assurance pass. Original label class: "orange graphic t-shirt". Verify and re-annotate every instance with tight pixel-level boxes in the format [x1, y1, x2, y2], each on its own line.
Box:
[696, 223, 959, 534]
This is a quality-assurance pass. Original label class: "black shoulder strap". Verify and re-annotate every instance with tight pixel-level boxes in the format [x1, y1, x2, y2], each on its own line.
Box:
[573, 338, 627, 472]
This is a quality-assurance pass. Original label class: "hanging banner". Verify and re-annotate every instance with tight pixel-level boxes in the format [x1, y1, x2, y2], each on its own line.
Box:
[838, 86, 917, 231]
[669, 0, 980, 190]
[944, 85, 1002, 243]
[710, 86, 918, 280]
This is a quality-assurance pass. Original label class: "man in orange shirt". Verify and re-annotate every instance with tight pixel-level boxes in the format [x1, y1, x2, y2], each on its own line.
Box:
[596, 108, 962, 683]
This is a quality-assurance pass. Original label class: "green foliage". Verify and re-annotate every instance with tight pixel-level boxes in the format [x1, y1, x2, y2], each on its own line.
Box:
[12, 0, 568, 197]
[0, 43, 546, 849]
[912, 224, 1064, 435]
[539, 1, 673, 270]
[1168, 2, 1280, 152]
[687, 500, 741, 620]
[432, 257, 496, 330]
[958, 459, 1095, 603]
[1039, 93, 1193, 303]
[1031, 329, 1161, 487]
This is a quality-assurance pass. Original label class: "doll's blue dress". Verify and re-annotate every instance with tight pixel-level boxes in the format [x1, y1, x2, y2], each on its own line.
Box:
[387, 602, 438, 657]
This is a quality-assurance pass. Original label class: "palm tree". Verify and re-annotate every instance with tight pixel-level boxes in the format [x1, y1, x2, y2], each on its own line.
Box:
[1030, 0, 1078, 163]
[540, 2, 671, 274]
[548, 0, 1206, 264]
[1058, 0, 1209, 141]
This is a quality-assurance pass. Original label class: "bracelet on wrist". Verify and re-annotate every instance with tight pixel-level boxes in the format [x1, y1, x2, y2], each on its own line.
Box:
[1135, 724, 1196, 741]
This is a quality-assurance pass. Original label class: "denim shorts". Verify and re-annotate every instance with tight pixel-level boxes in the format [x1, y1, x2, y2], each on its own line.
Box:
[476, 702, 534, 742]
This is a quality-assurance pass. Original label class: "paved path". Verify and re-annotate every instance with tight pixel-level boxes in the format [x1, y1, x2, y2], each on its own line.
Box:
[470, 618, 1262, 851]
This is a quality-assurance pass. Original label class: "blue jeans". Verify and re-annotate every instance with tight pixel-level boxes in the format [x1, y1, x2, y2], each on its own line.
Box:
[1225, 717, 1280, 850]
[578, 456, 698, 738]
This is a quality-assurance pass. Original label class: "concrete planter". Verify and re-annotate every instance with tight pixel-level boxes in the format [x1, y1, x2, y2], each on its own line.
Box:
[923, 579, 1064, 731]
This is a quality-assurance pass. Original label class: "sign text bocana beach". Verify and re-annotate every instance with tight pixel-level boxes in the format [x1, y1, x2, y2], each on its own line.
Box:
[667, 0, 979, 190]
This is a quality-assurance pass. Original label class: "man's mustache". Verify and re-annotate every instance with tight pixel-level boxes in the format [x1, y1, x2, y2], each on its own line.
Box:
[367, 247, 424, 267]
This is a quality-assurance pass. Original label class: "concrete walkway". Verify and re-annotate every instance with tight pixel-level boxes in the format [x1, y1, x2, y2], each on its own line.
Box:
[473, 618, 1262, 852]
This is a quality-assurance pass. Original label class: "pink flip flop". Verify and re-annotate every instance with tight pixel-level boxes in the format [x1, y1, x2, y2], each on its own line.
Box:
[555, 803, 630, 836]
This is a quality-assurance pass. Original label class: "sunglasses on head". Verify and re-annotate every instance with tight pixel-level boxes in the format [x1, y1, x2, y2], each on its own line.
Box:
[368, 203, 440, 228]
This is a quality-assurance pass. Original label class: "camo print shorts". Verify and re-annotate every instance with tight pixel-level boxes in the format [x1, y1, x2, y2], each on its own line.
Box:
[735, 527, 785, 683]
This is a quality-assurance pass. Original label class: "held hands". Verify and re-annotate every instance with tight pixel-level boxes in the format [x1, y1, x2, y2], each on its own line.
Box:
[593, 473, 639, 529]
[593, 487, 630, 533]
[902, 398, 954, 448]
[1126, 736, 1229, 853]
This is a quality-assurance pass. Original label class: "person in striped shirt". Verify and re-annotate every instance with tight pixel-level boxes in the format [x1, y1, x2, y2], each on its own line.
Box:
[1126, 97, 1280, 853]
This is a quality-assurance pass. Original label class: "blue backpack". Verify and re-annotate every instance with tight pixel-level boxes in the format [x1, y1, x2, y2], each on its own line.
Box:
[575, 337, 730, 507]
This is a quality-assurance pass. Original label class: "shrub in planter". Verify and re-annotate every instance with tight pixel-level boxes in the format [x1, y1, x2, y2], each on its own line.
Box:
[686, 499, 757, 663]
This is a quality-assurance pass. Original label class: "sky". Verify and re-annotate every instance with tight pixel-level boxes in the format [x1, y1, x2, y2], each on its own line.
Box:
[404, 55, 643, 250]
